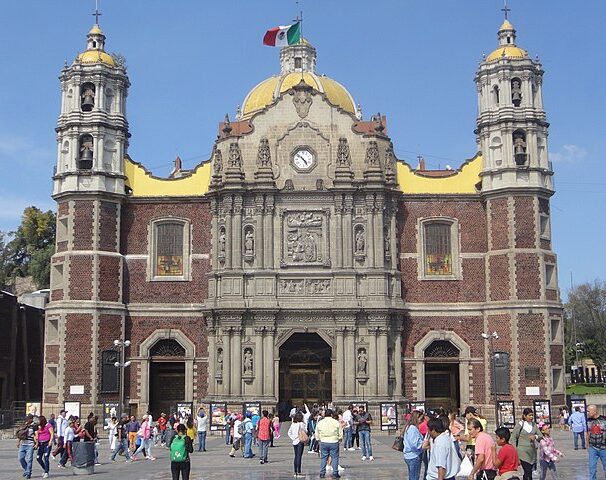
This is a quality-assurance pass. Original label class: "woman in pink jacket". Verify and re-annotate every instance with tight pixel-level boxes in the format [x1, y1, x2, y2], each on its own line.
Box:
[132, 416, 155, 461]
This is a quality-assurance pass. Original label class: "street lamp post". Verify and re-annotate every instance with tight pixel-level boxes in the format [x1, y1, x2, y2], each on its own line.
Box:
[482, 332, 500, 426]
[113, 339, 131, 418]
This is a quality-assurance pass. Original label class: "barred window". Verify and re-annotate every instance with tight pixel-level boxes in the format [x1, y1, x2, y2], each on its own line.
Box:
[424, 222, 452, 276]
[155, 222, 185, 277]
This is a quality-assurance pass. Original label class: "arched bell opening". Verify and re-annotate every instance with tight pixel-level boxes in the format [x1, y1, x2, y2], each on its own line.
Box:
[81, 82, 95, 112]
[78, 134, 94, 170]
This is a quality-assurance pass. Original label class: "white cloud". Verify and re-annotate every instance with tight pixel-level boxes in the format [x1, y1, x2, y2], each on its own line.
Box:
[550, 144, 588, 163]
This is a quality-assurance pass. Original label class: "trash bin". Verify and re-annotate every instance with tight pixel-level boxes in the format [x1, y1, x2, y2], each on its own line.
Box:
[71, 441, 95, 475]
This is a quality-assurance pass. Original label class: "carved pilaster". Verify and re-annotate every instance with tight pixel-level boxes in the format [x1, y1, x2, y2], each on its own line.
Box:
[232, 195, 243, 269]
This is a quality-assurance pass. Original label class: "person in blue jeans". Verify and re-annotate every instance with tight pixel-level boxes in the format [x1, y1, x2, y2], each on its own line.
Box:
[587, 405, 606, 480]
[196, 408, 208, 452]
[567, 406, 587, 449]
[354, 405, 374, 461]
[17, 415, 36, 479]
[315, 408, 343, 478]
[403, 411, 424, 480]
[243, 413, 255, 458]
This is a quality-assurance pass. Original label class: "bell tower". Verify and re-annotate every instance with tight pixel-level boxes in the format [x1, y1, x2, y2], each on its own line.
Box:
[475, 19, 552, 193]
[54, 23, 130, 196]
[44, 19, 129, 414]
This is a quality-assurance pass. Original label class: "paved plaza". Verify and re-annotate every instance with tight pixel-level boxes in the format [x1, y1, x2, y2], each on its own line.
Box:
[0, 428, 592, 479]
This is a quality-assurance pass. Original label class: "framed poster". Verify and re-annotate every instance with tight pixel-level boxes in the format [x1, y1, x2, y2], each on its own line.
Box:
[210, 403, 227, 431]
[176, 402, 193, 421]
[409, 401, 426, 413]
[243, 402, 261, 417]
[570, 398, 587, 421]
[25, 402, 41, 417]
[380, 402, 398, 431]
[102, 402, 119, 425]
[533, 399, 552, 426]
[64, 401, 81, 420]
[497, 400, 516, 428]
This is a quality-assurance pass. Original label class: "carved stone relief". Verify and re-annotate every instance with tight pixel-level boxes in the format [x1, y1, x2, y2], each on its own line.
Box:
[292, 82, 313, 118]
[365, 141, 380, 166]
[282, 211, 327, 265]
[228, 142, 242, 168]
[336, 137, 352, 167]
[257, 138, 271, 168]
[213, 148, 223, 174]
[279, 278, 332, 296]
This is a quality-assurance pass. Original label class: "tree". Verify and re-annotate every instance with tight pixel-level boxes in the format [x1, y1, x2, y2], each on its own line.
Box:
[0, 207, 56, 290]
[566, 279, 606, 369]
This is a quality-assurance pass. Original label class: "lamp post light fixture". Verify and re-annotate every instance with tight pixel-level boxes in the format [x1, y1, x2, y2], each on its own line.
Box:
[113, 339, 131, 418]
[481, 331, 500, 426]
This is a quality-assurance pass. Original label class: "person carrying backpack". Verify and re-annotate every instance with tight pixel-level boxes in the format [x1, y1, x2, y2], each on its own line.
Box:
[16, 414, 36, 479]
[169, 424, 193, 480]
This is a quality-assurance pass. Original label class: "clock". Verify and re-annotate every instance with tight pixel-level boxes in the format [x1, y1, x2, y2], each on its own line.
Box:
[292, 148, 315, 171]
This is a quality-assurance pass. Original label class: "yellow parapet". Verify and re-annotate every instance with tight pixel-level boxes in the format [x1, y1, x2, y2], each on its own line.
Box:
[124, 158, 212, 197]
[396, 153, 483, 195]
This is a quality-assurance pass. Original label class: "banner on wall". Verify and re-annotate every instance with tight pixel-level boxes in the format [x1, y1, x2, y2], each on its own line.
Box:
[64, 401, 81, 420]
[497, 400, 516, 428]
[210, 403, 227, 431]
[409, 401, 426, 413]
[25, 402, 41, 417]
[533, 399, 552, 426]
[570, 398, 587, 419]
[102, 403, 120, 425]
[176, 402, 193, 422]
[243, 402, 261, 417]
[380, 403, 398, 431]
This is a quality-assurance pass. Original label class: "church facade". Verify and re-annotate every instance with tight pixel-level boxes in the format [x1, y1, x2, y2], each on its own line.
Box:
[43, 18, 565, 419]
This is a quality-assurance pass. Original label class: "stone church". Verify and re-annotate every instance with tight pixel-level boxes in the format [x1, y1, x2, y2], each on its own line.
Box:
[43, 16, 565, 419]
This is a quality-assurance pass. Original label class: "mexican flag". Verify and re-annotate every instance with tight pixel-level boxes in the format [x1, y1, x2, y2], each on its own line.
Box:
[263, 21, 301, 47]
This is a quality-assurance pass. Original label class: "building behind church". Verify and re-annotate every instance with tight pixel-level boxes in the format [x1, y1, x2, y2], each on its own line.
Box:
[42, 15, 565, 420]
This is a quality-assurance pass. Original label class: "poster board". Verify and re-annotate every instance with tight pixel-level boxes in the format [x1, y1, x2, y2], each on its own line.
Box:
[25, 402, 41, 417]
[533, 399, 552, 426]
[409, 401, 426, 413]
[176, 402, 193, 422]
[380, 402, 398, 431]
[569, 398, 587, 420]
[102, 402, 119, 425]
[64, 401, 81, 420]
[243, 402, 261, 417]
[210, 403, 227, 431]
[497, 400, 516, 428]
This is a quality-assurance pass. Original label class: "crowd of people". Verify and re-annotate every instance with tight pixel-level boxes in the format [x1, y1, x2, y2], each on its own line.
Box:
[14, 402, 606, 480]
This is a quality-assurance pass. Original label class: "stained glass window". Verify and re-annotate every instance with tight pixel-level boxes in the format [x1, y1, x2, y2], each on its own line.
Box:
[424, 222, 452, 275]
[155, 222, 184, 276]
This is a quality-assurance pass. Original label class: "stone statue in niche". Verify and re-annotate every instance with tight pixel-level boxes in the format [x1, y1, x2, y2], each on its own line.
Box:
[513, 133, 527, 165]
[511, 80, 522, 106]
[336, 137, 351, 167]
[257, 138, 271, 168]
[357, 348, 368, 375]
[355, 228, 366, 254]
[384, 227, 391, 257]
[244, 229, 254, 255]
[243, 348, 253, 375]
[218, 229, 226, 256]
[217, 348, 223, 374]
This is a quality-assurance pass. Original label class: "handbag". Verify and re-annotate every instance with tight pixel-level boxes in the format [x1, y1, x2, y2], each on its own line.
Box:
[298, 425, 309, 445]
[457, 455, 473, 477]
[233, 437, 241, 450]
[391, 435, 404, 452]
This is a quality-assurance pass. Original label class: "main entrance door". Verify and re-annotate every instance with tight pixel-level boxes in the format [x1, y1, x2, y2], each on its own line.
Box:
[148, 339, 186, 417]
[424, 340, 460, 412]
[279, 333, 332, 406]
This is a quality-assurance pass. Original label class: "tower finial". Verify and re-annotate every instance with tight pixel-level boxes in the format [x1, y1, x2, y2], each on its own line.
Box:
[93, 0, 102, 24]
[501, 0, 511, 20]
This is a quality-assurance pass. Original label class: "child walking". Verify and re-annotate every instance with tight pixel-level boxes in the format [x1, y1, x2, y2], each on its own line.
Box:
[538, 423, 563, 480]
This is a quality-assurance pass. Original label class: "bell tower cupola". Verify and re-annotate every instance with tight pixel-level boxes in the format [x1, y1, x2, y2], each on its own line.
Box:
[53, 17, 130, 198]
[475, 14, 552, 194]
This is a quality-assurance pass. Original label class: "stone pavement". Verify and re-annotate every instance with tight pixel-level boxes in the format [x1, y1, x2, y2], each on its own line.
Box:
[0, 428, 592, 479]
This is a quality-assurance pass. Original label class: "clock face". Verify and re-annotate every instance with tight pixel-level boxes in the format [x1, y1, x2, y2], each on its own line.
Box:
[292, 149, 315, 170]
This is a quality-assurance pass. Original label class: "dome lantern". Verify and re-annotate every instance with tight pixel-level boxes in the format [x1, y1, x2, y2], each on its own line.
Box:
[279, 40, 316, 74]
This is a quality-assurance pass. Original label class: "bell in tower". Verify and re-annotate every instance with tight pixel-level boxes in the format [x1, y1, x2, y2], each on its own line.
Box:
[78, 135, 94, 170]
[81, 83, 95, 112]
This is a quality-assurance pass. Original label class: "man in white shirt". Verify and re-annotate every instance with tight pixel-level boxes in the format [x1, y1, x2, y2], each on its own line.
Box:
[52, 410, 68, 459]
[196, 407, 208, 452]
[342, 405, 353, 451]
[426, 417, 461, 480]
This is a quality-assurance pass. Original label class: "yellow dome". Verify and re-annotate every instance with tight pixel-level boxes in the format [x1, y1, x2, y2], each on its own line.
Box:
[77, 50, 116, 66]
[486, 46, 528, 62]
[241, 72, 356, 118]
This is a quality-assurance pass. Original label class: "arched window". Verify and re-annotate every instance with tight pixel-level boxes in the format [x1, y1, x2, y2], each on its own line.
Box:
[492, 85, 500, 105]
[513, 129, 527, 166]
[150, 219, 190, 280]
[78, 134, 93, 170]
[511, 77, 522, 107]
[81, 82, 95, 112]
[150, 339, 186, 357]
[424, 222, 453, 276]
[424, 340, 460, 358]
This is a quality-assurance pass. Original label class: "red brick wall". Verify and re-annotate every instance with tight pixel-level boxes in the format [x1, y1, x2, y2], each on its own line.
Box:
[99, 201, 119, 252]
[489, 198, 509, 250]
[514, 197, 536, 248]
[64, 314, 93, 401]
[550, 345, 564, 366]
[72, 201, 94, 250]
[98, 256, 121, 301]
[58, 201, 69, 216]
[488, 254, 510, 301]
[69, 256, 93, 300]
[46, 345, 60, 364]
[516, 313, 547, 404]
[515, 253, 541, 299]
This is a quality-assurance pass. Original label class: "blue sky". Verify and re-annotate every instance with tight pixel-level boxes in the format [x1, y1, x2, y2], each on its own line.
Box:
[0, 1, 604, 294]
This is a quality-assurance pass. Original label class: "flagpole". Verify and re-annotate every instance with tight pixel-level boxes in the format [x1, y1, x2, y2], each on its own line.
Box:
[299, 10, 304, 81]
